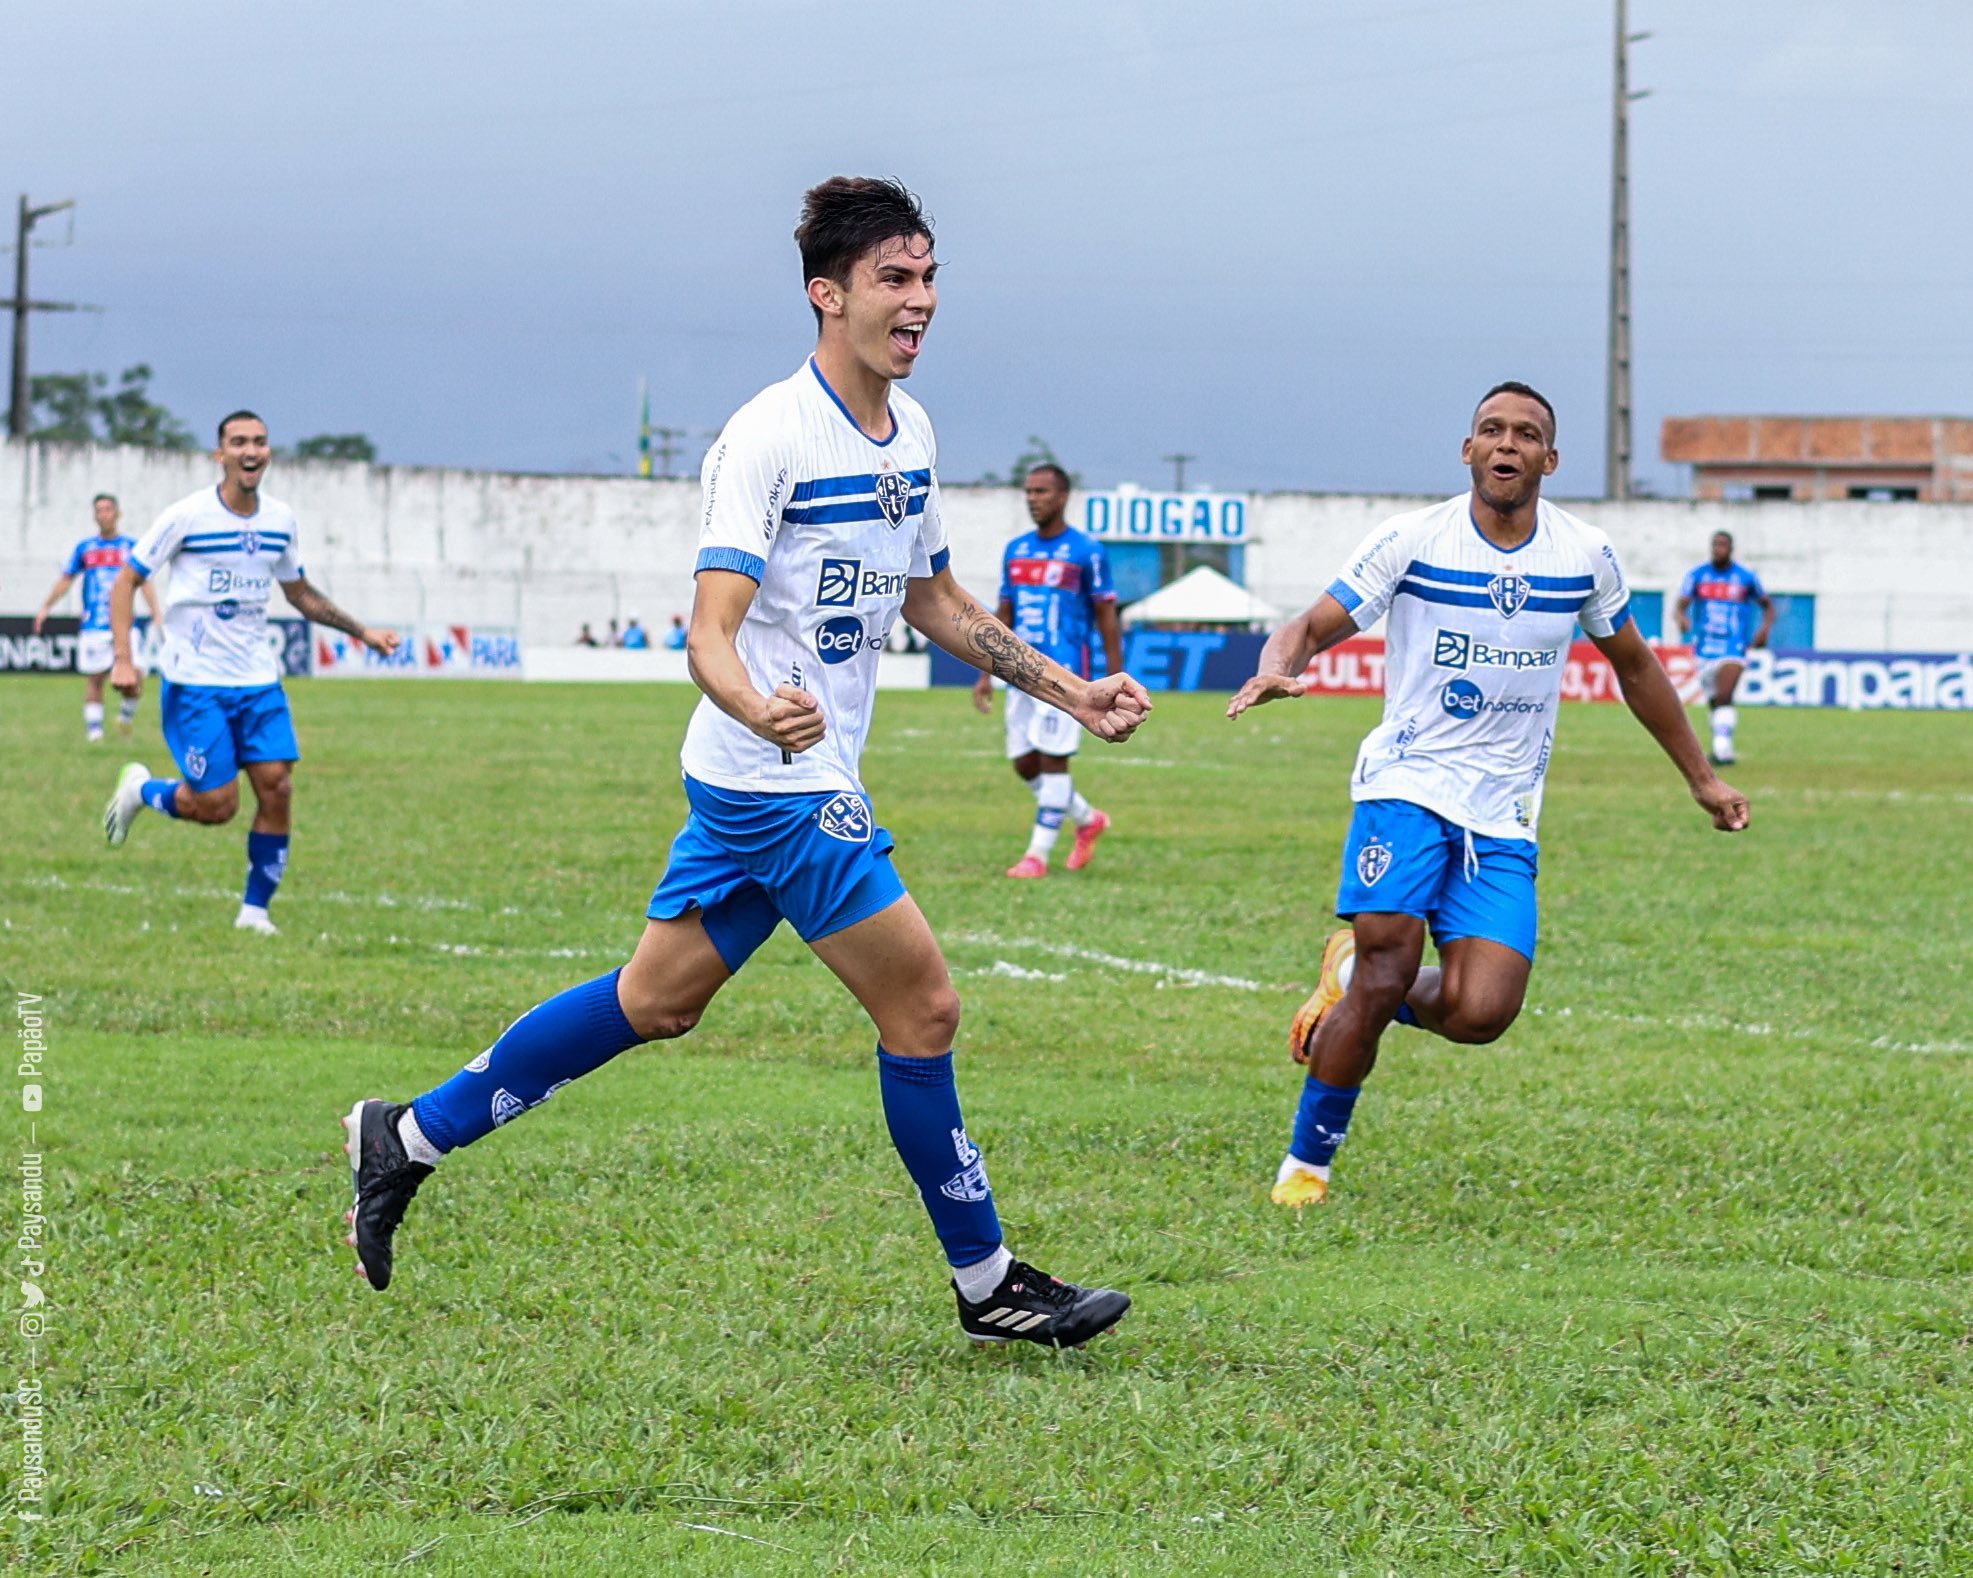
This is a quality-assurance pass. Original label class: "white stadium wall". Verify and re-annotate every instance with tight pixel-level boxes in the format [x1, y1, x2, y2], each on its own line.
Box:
[5, 438, 1970, 653]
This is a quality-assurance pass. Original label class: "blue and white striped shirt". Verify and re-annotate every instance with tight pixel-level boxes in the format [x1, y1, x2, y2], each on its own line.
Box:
[680, 359, 949, 795]
[130, 486, 304, 686]
[1327, 495, 1632, 840]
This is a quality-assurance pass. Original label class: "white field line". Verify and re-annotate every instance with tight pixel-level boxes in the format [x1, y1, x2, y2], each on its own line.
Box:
[1524, 1002, 1972, 1057]
[949, 929, 1284, 991]
[23, 872, 538, 917]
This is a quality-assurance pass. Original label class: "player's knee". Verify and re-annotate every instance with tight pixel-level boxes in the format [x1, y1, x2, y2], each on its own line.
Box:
[188, 784, 239, 823]
[1351, 949, 1420, 1015]
[634, 1004, 702, 1042]
[923, 985, 962, 1049]
[1439, 1003, 1518, 1045]
[258, 766, 294, 804]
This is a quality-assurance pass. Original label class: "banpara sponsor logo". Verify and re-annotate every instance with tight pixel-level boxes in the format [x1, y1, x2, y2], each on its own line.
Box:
[1432, 628, 1560, 672]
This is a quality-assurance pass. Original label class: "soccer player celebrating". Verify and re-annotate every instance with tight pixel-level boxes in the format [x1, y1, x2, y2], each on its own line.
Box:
[341, 179, 1149, 1349]
[32, 494, 162, 742]
[99, 411, 401, 934]
[971, 464, 1124, 877]
[1674, 530, 1772, 765]
[1228, 383, 1748, 1207]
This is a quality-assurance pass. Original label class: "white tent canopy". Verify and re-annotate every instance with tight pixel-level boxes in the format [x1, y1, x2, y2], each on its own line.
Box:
[1119, 564, 1283, 627]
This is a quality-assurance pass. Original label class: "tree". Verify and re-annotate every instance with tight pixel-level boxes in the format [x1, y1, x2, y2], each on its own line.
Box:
[27, 364, 195, 450]
[978, 434, 1075, 487]
[292, 433, 377, 462]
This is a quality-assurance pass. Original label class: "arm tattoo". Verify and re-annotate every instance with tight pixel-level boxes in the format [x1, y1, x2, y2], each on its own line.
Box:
[950, 598, 1068, 702]
[285, 578, 368, 639]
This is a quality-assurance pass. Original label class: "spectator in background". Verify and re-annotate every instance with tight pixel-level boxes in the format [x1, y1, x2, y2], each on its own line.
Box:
[664, 614, 687, 651]
[622, 617, 651, 650]
[606, 618, 622, 647]
[575, 623, 600, 648]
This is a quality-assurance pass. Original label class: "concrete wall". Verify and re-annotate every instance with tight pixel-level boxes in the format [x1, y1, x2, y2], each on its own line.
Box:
[6, 439, 1969, 653]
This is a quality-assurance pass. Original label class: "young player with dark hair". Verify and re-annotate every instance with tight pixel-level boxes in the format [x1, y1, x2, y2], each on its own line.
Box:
[342, 178, 1150, 1349]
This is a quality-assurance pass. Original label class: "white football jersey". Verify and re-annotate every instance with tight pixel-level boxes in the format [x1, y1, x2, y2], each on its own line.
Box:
[679, 359, 947, 795]
[1328, 495, 1633, 840]
[131, 486, 304, 687]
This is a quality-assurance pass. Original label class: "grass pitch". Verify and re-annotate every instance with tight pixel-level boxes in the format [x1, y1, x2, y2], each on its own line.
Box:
[4, 676, 1970, 1575]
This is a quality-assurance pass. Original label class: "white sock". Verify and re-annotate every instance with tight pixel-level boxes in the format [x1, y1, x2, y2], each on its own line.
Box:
[1337, 952, 1355, 993]
[1714, 704, 1737, 746]
[397, 1108, 444, 1167]
[1278, 1154, 1331, 1184]
[118, 696, 139, 723]
[1026, 772, 1072, 860]
[1066, 788, 1095, 826]
[953, 1243, 1013, 1303]
[84, 702, 105, 736]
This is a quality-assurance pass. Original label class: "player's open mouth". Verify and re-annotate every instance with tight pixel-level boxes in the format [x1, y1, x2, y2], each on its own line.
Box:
[1490, 462, 1520, 479]
[891, 324, 925, 357]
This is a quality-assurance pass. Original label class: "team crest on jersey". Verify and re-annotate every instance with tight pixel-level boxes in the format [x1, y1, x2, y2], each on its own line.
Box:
[491, 1088, 526, 1127]
[816, 557, 860, 607]
[185, 746, 208, 781]
[238, 529, 260, 555]
[1356, 839, 1393, 887]
[1487, 573, 1531, 619]
[816, 791, 873, 843]
[874, 469, 912, 529]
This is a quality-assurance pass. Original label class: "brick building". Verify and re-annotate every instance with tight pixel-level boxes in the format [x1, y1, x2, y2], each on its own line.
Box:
[1660, 415, 1973, 502]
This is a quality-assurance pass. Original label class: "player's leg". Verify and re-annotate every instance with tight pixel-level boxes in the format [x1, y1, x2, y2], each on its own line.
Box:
[345, 914, 737, 1289]
[1035, 702, 1110, 872]
[82, 668, 107, 743]
[229, 685, 302, 932]
[808, 894, 1129, 1345]
[1004, 690, 1051, 878]
[1397, 830, 1538, 1042]
[1274, 801, 1447, 1206]
[115, 670, 142, 737]
[1708, 659, 1744, 764]
[103, 681, 242, 846]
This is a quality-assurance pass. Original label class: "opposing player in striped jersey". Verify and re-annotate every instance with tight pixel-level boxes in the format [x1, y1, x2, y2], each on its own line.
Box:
[100, 411, 401, 933]
[972, 464, 1124, 877]
[1674, 531, 1772, 765]
[341, 178, 1150, 1349]
[1229, 382, 1749, 1207]
[32, 494, 161, 741]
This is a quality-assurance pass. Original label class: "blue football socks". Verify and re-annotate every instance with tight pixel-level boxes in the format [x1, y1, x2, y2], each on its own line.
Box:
[411, 970, 646, 1153]
[876, 1048, 1004, 1268]
[1290, 1076, 1362, 1168]
[243, 831, 289, 909]
[141, 778, 183, 817]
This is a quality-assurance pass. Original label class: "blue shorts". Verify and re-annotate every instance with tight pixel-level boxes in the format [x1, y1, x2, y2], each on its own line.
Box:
[647, 776, 908, 972]
[160, 682, 300, 791]
[1335, 799, 1539, 963]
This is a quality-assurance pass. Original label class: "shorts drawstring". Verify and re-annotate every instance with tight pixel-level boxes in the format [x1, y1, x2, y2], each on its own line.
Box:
[1462, 825, 1479, 884]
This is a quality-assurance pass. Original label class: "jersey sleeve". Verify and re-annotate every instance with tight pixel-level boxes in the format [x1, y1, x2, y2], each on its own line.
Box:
[1742, 565, 1768, 601]
[1084, 539, 1117, 604]
[129, 507, 187, 580]
[1677, 566, 1698, 601]
[1578, 534, 1633, 638]
[1325, 517, 1414, 629]
[272, 515, 304, 582]
[996, 539, 1015, 605]
[696, 408, 793, 582]
[62, 540, 86, 576]
[908, 464, 949, 579]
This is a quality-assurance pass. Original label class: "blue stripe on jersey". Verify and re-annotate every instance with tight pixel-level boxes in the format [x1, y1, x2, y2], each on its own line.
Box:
[783, 494, 930, 527]
[1407, 559, 1593, 591]
[1395, 580, 1588, 614]
[1603, 598, 1633, 634]
[1327, 577, 1364, 615]
[928, 547, 950, 576]
[697, 546, 766, 581]
[788, 469, 933, 504]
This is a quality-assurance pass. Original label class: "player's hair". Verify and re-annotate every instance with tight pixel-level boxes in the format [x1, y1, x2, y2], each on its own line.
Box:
[1713, 530, 1734, 547]
[217, 409, 265, 444]
[1475, 381, 1556, 440]
[92, 492, 117, 507]
[795, 177, 934, 327]
[1025, 463, 1071, 490]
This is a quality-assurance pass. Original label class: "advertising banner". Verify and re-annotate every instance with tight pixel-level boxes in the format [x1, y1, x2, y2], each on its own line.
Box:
[315, 624, 522, 678]
[0, 617, 307, 677]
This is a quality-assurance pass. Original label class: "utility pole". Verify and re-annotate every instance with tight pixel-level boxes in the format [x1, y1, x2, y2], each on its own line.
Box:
[4, 195, 81, 439]
[1162, 451, 1196, 492]
[1605, 4, 1650, 500]
[651, 426, 688, 479]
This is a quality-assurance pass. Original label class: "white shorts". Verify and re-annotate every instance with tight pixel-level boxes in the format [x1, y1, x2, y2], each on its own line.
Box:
[1698, 655, 1745, 697]
[76, 629, 116, 676]
[1004, 689, 1082, 759]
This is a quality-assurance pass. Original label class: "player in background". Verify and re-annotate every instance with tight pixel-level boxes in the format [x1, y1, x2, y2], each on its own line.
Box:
[1674, 531, 1772, 765]
[32, 494, 162, 741]
[340, 179, 1150, 1349]
[1228, 383, 1748, 1208]
[100, 412, 401, 934]
[971, 464, 1124, 877]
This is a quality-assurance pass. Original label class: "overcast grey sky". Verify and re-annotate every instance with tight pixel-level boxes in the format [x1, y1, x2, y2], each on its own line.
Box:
[9, 0, 1970, 496]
